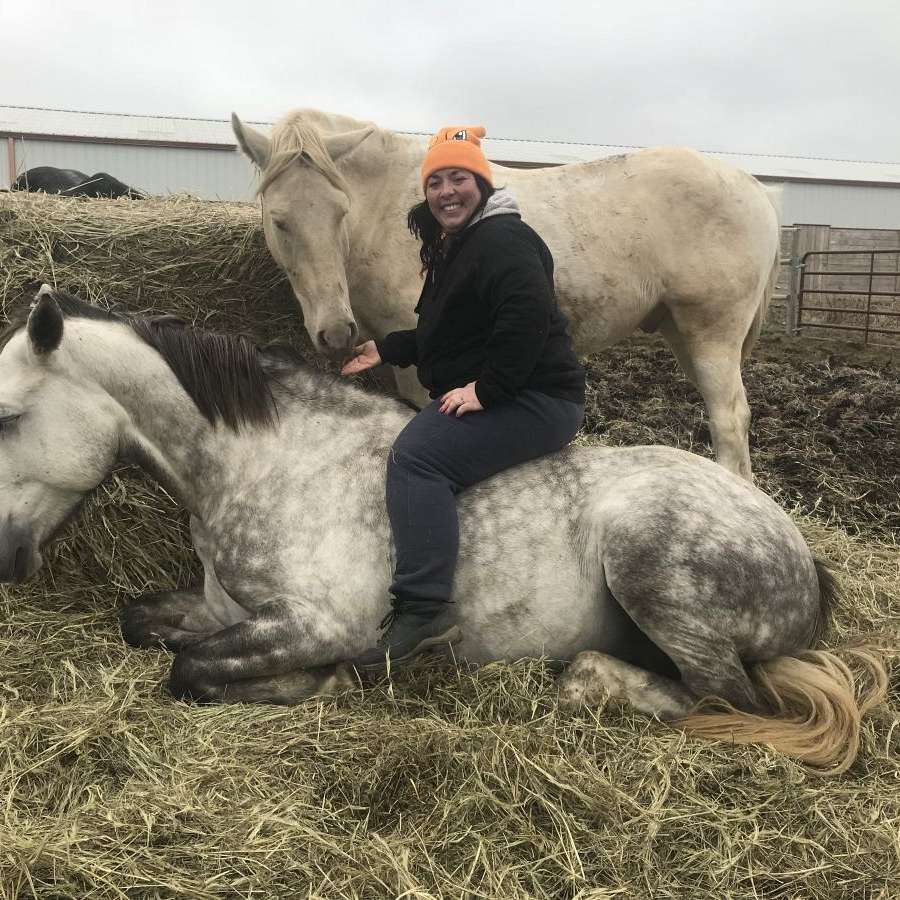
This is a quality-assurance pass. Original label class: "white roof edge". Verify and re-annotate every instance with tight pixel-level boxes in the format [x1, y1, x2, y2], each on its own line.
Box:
[2, 105, 899, 185]
[479, 137, 900, 183]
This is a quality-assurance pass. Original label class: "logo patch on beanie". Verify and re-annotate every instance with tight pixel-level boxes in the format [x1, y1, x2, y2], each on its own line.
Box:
[451, 130, 467, 141]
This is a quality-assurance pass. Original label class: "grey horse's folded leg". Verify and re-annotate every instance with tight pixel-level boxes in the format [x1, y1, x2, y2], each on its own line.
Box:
[168, 600, 354, 704]
[559, 651, 696, 719]
[185, 664, 357, 705]
[120, 590, 227, 651]
[603, 583, 766, 714]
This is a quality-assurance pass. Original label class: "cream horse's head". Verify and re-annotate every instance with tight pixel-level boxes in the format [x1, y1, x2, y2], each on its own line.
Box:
[232, 110, 375, 354]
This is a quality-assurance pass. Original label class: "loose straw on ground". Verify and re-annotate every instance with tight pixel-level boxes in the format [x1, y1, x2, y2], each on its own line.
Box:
[1, 192, 898, 898]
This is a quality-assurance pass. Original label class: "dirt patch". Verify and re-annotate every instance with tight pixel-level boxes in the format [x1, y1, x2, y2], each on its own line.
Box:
[583, 332, 899, 538]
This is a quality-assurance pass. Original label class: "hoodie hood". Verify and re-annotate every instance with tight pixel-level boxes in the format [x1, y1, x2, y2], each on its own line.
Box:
[467, 187, 520, 228]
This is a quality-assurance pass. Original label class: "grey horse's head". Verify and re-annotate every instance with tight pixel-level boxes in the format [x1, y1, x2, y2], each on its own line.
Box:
[0, 289, 123, 582]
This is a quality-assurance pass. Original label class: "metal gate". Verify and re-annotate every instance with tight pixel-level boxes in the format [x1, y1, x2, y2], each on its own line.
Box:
[797, 249, 900, 344]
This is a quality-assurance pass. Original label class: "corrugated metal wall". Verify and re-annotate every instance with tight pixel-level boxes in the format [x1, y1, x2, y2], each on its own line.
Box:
[776, 181, 900, 229]
[4, 138, 900, 228]
[8, 139, 257, 200]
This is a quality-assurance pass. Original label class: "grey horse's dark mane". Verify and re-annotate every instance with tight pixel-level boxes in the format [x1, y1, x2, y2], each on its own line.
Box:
[130, 314, 280, 430]
[0, 290, 299, 431]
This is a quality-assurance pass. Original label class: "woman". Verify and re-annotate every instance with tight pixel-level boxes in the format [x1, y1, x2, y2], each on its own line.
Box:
[341, 125, 585, 669]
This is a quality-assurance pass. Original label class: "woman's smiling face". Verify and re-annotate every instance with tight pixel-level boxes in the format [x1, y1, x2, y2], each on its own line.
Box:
[425, 168, 482, 233]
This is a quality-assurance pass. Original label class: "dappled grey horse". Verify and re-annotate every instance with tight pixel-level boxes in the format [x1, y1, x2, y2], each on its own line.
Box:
[0, 289, 886, 773]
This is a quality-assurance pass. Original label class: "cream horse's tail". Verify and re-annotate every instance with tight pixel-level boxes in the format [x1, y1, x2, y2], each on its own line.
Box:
[741, 184, 783, 362]
[676, 560, 890, 775]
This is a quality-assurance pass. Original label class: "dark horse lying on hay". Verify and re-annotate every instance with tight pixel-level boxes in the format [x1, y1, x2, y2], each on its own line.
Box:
[12, 166, 145, 199]
[0, 289, 887, 773]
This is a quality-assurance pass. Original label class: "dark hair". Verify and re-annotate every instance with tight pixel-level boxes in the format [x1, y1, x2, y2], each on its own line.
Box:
[407, 173, 496, 276]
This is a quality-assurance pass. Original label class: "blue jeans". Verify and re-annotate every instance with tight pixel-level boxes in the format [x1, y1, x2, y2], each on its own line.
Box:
[386, 390, 584, 602]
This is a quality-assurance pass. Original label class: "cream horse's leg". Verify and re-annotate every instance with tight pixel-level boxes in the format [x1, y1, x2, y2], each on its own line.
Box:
[392, 365, 430, 410]
[660, 319, 753, 481]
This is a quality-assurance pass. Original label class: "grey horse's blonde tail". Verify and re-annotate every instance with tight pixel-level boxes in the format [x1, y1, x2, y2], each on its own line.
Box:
[741, 185, 782, 362]
[675, 560, 889, 775]
[674, 647, 889, 775]
[809, 557, 837, 646]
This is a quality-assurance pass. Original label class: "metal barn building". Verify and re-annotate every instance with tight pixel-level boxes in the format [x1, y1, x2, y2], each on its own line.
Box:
[2, 104, 899, 229]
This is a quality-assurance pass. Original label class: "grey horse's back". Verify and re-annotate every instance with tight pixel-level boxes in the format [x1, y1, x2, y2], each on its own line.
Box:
[562, 444, 822, 660]
[450, 443, 820, 665]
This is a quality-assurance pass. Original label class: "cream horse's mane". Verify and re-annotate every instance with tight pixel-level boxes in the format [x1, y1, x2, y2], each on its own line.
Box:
[257, 108, 353, 195]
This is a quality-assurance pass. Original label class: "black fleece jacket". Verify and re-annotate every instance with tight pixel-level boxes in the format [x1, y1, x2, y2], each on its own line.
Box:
[375, 214, 585, 408]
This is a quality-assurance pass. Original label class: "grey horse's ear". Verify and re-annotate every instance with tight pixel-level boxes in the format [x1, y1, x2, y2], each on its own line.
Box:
[28, 290, 64, 355]
[231, 113, 271, 169]
[325, 126, 376, 162]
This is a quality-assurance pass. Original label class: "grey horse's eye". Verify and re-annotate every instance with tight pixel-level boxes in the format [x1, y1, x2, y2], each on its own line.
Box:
[272, 218, 289, 232]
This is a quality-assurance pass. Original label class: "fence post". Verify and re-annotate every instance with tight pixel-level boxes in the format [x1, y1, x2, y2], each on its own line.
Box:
[5, 137, 15, 189]
[786, 226, 802, 335]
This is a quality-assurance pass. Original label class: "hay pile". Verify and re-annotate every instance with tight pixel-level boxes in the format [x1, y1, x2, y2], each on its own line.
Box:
[0, 191, 306, 349]
[2, 507, 898, 898]
[1, 193, 899, 898]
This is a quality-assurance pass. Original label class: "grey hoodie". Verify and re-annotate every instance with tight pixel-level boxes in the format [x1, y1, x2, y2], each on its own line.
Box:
[467, 187, 521, 227]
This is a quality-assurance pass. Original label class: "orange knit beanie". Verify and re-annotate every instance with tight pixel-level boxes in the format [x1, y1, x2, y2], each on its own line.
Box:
[420, 125, 493, 190]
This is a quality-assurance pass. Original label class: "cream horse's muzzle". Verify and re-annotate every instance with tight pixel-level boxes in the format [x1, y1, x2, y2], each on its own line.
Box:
[311, 317, 358, 354]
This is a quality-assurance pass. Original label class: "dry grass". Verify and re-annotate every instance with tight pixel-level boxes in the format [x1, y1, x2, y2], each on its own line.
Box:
[1, 499, 898, 899]
[1, 192, 898, 898]
[0, 191, 306, 348]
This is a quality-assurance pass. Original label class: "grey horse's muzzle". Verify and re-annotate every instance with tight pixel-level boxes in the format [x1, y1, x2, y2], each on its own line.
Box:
[0, 520, 38, 583]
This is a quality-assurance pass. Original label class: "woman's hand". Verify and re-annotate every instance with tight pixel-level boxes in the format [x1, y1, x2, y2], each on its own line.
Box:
[341, 340, 382, 375]
[439, 381, 483, 417]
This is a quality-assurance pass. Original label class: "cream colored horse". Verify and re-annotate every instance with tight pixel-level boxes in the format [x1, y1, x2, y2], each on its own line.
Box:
[232, 108, 781, 480]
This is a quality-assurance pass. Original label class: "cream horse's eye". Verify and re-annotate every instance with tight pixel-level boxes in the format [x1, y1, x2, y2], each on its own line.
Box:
[0, 414, 21, 434]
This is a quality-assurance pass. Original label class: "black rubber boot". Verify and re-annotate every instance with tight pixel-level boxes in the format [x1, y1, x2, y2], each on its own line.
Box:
[352, 597, 461, 671]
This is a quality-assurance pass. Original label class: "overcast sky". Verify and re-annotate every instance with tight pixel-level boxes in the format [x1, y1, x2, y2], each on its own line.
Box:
[4, 0, 898, 161]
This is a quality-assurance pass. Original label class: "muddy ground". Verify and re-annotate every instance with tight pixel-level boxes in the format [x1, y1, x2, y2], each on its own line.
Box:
[582, 332, 898, 539]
